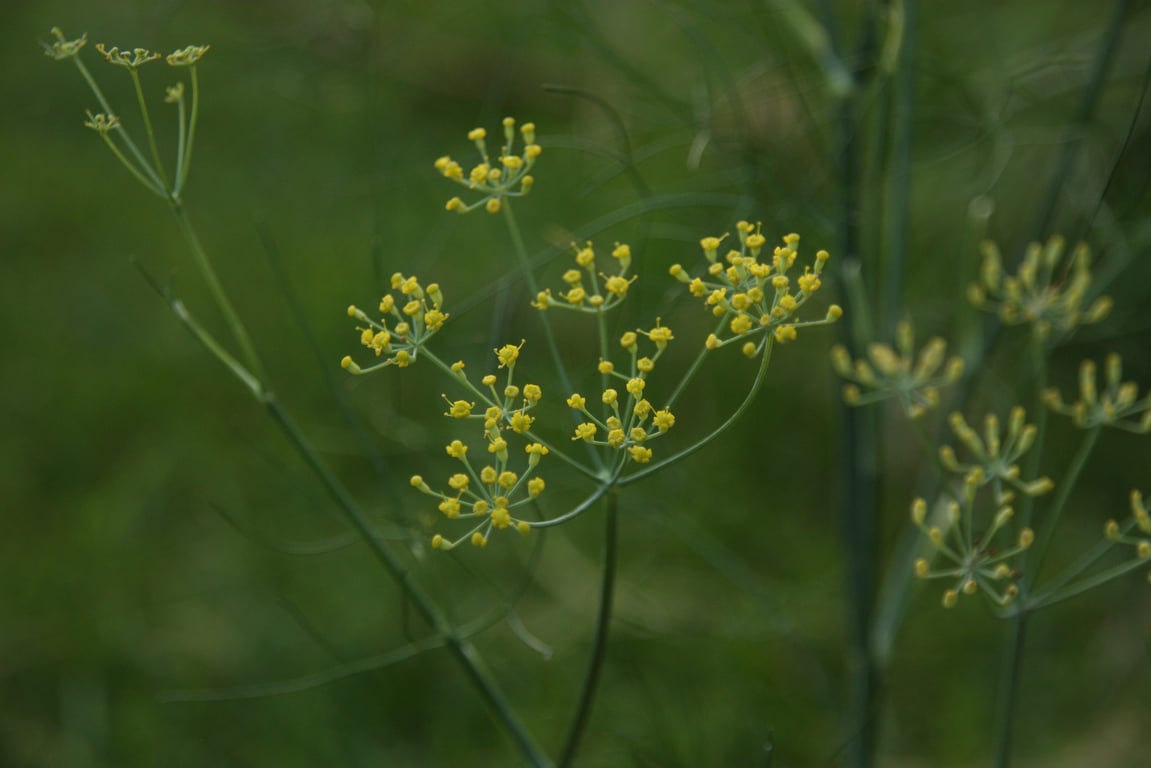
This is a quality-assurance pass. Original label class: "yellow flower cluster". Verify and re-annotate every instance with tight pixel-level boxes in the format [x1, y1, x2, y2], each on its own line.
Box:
[341, 272, 448, 374]
[533, 241, 636, 313]
[670, 224, 841, 356]
[567, 322, 677, 465]
[435, 117, 540, 215]
[412, 344, 548, 549]
[939, 407, 1054, 504]
[831, 321, 964, 419]
[1043, 354, 1151, 433]
[968, 236, 1111, 340]
[911, 479, 1035, 608]
[1104, 490, 1151, 580]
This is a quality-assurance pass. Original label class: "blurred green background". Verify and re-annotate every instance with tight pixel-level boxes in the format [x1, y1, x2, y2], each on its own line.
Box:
[5, 1, 1151, 765]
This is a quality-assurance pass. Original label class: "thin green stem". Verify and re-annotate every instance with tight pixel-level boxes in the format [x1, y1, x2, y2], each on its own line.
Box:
[1025, 426, 1101, 592]
[619, 337, 774, 486]
[992, 611, 1028, 768]
[128, 68, 171, 191]
[532, 480, 616, 529]
[557, 492, 619, 767]
[173, 90, 188, 194]
[97, 131, 166, 198]
[176, 66, 201, 195]
[1030, 550, 1146, 610]
[170, 203, 268, 386]
[666, 316, 727, 408]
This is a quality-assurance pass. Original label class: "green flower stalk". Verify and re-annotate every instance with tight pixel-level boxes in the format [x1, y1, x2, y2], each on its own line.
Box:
[830, 320, 964, 418]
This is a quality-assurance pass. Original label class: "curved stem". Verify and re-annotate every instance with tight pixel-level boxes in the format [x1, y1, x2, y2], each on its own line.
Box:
[619, 337, 774, 486]
[557, 492, 619, 767]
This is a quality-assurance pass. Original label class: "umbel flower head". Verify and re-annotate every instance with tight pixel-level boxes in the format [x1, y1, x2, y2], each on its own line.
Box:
[939, 407, 1054, 504]
[42, 27, 87, 60]
[669, 224, 841, 357]
[414, 344, 548, 550]
[831, 321, 964, 418]
[533, 241, 636, 313]
[342, 273, 448, 373]
[435, 117, 540, 214]
[567, 321, 677, 465]
[1043, 354, 1151, 433]
[911, 477, 1035, 609]
[968, 235, 1111, 340]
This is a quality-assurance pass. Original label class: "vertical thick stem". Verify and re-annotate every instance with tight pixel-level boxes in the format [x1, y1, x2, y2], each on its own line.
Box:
[558, 493, 619, 768]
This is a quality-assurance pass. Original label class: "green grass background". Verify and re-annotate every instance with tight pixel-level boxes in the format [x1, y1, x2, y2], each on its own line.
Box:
[4, 1, 1151, 765]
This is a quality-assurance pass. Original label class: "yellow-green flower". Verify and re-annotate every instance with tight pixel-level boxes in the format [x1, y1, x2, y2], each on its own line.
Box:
[831, 321, 964, 419]
[939, 407, 1054, 503]
[1043, 354, 1151, 433]
[968, 235, 1111, 340]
